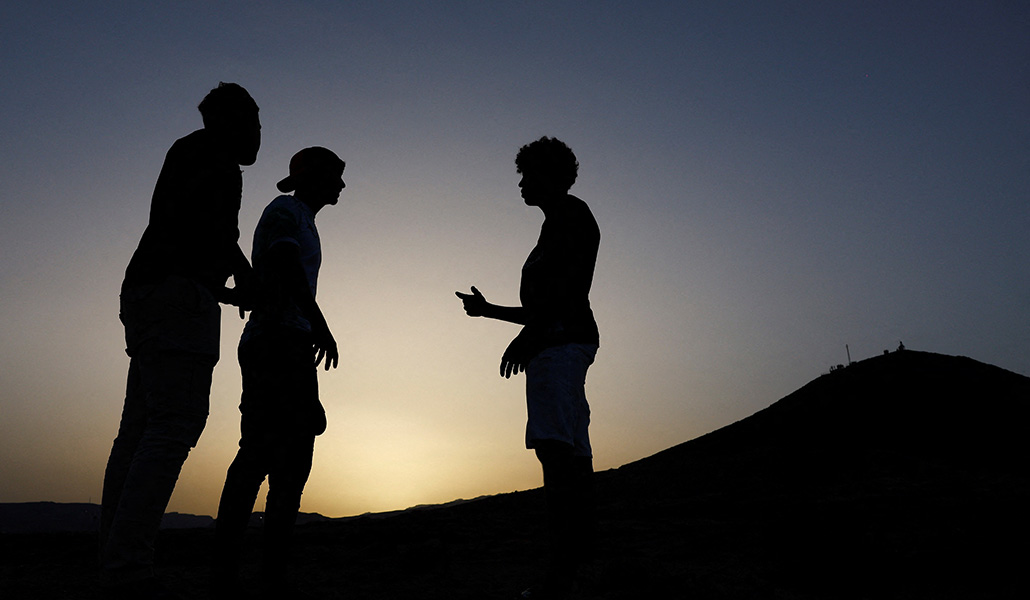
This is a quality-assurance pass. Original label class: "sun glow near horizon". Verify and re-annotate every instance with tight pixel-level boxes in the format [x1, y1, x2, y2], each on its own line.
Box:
[1, 2, 1026, 520]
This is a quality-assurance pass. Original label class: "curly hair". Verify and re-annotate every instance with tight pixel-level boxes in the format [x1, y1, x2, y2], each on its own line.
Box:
[197, 82, 259, 128]
[515, 136, 579, 191]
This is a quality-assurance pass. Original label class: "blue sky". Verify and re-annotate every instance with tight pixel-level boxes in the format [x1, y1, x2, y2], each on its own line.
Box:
[1, 1, 1027, 517]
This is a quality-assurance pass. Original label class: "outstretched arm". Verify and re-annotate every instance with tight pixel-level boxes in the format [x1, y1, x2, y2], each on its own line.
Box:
[455, 286, 527, 325]
[457, 286, 547, 378]
[266, 242, 339, 371]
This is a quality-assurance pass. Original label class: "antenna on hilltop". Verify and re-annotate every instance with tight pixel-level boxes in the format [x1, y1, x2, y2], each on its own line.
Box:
[846, 344, 852, 365]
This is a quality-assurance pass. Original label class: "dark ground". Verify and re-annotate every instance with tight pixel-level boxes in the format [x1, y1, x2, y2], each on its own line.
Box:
[2, 350, 1027, 599]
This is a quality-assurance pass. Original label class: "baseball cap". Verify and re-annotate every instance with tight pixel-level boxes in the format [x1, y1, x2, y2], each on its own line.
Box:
[276, 147, 345, 193]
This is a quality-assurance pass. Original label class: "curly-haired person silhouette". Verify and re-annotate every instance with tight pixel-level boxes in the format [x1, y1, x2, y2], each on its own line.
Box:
[457, 137, 600, 600]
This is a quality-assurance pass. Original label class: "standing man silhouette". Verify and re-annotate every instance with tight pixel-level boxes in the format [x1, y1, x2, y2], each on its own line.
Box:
[457, 137, 600, 599]
[212, 147, 343, 597]
[100, 82, 260, 597]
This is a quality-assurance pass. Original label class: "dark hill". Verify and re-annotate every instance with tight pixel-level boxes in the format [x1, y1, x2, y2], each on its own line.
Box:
[612, 349, 1029, 493]
[2, 351, 1027, 599]
[592, 350, 1030, 598]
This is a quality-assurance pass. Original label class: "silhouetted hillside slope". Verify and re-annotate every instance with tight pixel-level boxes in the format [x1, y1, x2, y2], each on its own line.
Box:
[592, 350, 1029, 598]
[613, 349, 1029, 486]
[2, 351, 1026, 599]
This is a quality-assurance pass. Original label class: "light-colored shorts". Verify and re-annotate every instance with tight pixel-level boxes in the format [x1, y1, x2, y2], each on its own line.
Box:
[525, 343, 598, 458]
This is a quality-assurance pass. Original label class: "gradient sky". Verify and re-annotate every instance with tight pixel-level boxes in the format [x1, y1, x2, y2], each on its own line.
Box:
[1, 1, 1027, 519]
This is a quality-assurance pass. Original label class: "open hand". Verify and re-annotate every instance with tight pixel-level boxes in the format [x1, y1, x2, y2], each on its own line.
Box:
[217, 286, 254, 319]
[312, 325, 339, 371]
[500, 334, 529, 378]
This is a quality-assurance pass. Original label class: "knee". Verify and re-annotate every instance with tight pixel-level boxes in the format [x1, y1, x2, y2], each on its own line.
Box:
[535, 441, 577, 487]
[534, 440, 574, 464]
[145, 407, 208, 449]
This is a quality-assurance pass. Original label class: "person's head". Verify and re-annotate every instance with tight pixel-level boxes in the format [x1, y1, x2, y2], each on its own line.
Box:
[515, 136, 579, 206]
[198, 82, 261, 166]
[276, 147, 346, 210]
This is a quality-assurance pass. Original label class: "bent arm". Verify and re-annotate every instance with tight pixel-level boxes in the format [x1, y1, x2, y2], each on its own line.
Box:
[216, 244, 256, 313]
[455, 286, 527, 325]
[265, 242, 339, 370]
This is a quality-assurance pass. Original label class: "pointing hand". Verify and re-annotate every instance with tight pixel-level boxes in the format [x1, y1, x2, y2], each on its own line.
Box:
[455, 286, 488, 317]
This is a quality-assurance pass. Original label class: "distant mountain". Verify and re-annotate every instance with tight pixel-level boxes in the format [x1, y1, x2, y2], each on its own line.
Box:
[3, 350, 1027, 599]
[0, 502, 100, 534]
[0, 503, 338, 534]
[0, 502, 215, 534]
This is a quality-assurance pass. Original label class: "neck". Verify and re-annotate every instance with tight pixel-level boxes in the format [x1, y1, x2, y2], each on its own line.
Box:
[202, 127, 235, 162]
[537, 192, 567, 217]
[294, 193, 323, 215]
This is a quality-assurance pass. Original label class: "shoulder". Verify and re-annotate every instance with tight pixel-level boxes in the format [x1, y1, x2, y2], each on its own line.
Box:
[259, 195, 302, 226]
[567, 194, 593, 213]
[166, 129, 209, 159]
[263, 194, 302, 215]
[561, 195, 599, 238]
[255, 197, 306, 252]
[266, 194, 297, 211]
[162, 130, 230, 178]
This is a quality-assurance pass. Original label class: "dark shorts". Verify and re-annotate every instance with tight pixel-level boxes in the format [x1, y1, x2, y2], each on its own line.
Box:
[238, 327, 326, 441]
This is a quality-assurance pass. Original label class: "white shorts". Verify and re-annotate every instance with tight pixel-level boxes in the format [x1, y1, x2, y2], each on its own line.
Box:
[524, 343, 598, 458]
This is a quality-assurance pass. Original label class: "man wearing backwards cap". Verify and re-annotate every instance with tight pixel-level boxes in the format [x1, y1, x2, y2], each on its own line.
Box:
[212, 147, 344, 596]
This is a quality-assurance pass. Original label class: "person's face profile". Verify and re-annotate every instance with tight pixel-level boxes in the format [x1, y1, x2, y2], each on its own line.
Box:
[321, 167, 346, 206]
[518, 170, 562, 206]
[300, 166, 345, 207]
[518, 173, 538, 205]
[233, 113, 261, 166]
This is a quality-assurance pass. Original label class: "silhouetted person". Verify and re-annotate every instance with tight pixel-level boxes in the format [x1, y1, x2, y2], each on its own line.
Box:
[211, 147, 343, 597]
[99, 82, 260, 598]
[456, 137, 600, 599]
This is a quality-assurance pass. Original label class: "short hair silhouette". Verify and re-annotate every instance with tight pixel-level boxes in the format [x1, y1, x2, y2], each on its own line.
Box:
[101, 82, 261, 594]
[515, 136, 579, 191]
[198, 82, 259, 128]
